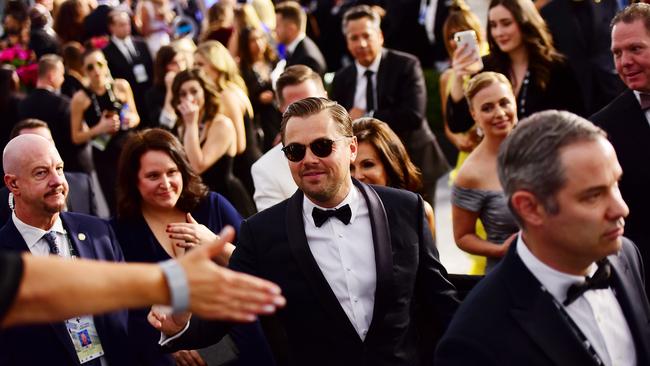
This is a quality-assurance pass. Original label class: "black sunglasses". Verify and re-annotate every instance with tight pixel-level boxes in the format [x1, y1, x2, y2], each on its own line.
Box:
[282, 137, 350, 162]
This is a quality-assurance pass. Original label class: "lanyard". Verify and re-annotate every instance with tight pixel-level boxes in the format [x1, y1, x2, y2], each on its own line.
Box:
[542, 285, 605, 365]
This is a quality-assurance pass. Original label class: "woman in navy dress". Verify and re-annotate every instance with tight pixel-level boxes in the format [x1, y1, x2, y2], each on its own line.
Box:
[112, 128, 274, 366]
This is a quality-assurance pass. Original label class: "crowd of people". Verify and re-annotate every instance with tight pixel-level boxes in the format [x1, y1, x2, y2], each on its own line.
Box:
[0, 0, 649, 365]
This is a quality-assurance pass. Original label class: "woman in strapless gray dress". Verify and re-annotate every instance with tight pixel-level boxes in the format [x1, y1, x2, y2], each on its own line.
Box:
[452, 72, 519, 272]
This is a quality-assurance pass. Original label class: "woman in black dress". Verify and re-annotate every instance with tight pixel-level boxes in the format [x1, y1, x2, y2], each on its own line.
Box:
[171, 69, 256, 217]
[446, 0, 585, 133]
[70, 48, 140, 214]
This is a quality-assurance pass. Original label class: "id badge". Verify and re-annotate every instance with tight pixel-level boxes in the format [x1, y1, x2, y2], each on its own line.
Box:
[133, 64, 149, 83]
[66, 316, 105, 364]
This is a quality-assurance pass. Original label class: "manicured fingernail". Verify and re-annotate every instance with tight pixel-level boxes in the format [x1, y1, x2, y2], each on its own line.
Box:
[262, 305, 275, 313]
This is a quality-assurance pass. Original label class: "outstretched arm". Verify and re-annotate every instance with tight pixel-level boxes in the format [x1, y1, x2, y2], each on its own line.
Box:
[2, 227, 285, 328]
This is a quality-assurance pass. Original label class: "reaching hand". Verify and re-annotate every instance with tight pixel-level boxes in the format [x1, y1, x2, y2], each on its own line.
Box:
[148, 306, 191, 336]
[174, 226, 286, 321]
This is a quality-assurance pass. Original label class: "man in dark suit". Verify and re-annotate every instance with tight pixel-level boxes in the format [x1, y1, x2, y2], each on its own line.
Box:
[0, 134, 134, 365]
[103, 9, 153, 126]
[591, 4, 650, 296]
[0, 119, 98, 226]
[154, 97, 458, 365]
[436, 110, 650, 365]
[540, 0, 625, 115]
[17, 54, 92, 174]
[275, 1, 327, 75]
[330, 5, 448, 205]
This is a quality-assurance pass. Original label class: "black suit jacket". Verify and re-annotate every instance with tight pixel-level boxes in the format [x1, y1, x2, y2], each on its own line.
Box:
[103, 37, 154, 125]
[286, 36, 327, 76]
[0, 171, 97, 226]
[166, 180, 458, 365]
[330, 48, 449, 202]
[0, 212, 135, 365]
[540, 0, 624, 115]
[591, 89, 650, 296]
[17, 88, 92, 173]
[435, 238, 650, 365]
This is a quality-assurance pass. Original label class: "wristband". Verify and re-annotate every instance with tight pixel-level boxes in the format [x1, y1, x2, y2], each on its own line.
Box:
[159, 259, 190, 312]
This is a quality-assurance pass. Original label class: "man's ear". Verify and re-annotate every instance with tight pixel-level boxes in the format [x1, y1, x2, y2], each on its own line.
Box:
[510, 190, 545, 227]
[4, 174, 18, 193]
[349, 136, 358, 162]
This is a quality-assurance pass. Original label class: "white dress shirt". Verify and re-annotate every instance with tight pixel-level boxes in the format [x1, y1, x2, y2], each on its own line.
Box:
[13, 212, 71, 257]
[251, 144, 298, 211]
[353, 53, 382, 114]
[517, 235, 636, 366]
[285, 33, 305, 57]
[302, 185, 376, 340]
[111, 35, 138, 63]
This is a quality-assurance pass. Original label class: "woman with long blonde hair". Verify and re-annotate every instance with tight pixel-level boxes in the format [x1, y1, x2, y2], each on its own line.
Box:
[194, 40, 261, 196]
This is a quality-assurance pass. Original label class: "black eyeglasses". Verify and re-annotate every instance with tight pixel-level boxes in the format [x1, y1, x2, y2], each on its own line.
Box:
[282, 137, 350, 162]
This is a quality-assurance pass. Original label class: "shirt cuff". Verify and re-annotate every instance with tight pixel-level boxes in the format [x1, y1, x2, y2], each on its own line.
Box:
[158, 318, 192, 346]
[159, 259, 189, 312]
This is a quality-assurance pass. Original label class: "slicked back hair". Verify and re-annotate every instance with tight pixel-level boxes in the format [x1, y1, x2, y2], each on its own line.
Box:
[280, 97, 352, 144]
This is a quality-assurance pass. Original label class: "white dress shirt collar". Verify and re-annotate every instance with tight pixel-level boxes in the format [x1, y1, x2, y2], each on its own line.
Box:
[516, 233, 596, 303]
[12, 212, 66, 253]
[354, 51, 382, 77]
[302, 182, 359, 228]
[286, 33, 306, 55]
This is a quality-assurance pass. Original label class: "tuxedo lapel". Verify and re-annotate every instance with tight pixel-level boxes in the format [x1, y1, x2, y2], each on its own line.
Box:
[505, 247, 598, 366]
[354, 180, 393, 343]
[285, 190, 361, 343]
[608, 250, 650, 364]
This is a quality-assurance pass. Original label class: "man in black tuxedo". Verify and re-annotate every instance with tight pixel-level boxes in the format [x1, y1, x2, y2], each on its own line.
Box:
[17, 54, 92, 174]
[436, 110, 650, 365]
[155, 97, 458, 365]
[591, 4, 650, 296]
[330, 5, 448, 205]
[103, 10, 153, 126]
[275, 1, 327, 75]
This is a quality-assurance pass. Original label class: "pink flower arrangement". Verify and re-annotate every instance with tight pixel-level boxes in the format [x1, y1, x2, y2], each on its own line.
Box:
[0, 45, 37, 88]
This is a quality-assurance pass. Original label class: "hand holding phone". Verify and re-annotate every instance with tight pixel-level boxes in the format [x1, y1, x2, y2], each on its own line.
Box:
[453, 30, 483, 74]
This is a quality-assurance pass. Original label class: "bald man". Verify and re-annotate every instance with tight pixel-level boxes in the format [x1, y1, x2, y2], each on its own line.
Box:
[0, 134, 136, 365]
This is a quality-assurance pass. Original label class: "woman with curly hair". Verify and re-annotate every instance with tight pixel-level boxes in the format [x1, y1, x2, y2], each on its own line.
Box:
[171, 68, 256, 217]
[446, 0, 585, 133]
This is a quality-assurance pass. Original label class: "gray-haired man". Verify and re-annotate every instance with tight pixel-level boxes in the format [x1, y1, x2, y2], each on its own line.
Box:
[436, 110, 650, 365]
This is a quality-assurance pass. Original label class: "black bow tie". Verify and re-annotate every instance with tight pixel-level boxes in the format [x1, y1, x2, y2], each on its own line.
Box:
[312, 204, 352, 228]
[563, 259, 612, 306]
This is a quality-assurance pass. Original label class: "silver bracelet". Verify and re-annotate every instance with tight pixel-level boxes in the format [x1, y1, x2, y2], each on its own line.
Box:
[159, 259, 190, 312]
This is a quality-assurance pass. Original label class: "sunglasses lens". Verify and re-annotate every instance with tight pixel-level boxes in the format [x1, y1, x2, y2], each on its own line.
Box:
[283, 144, 306, 162]
[310, 139, 334, 158]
